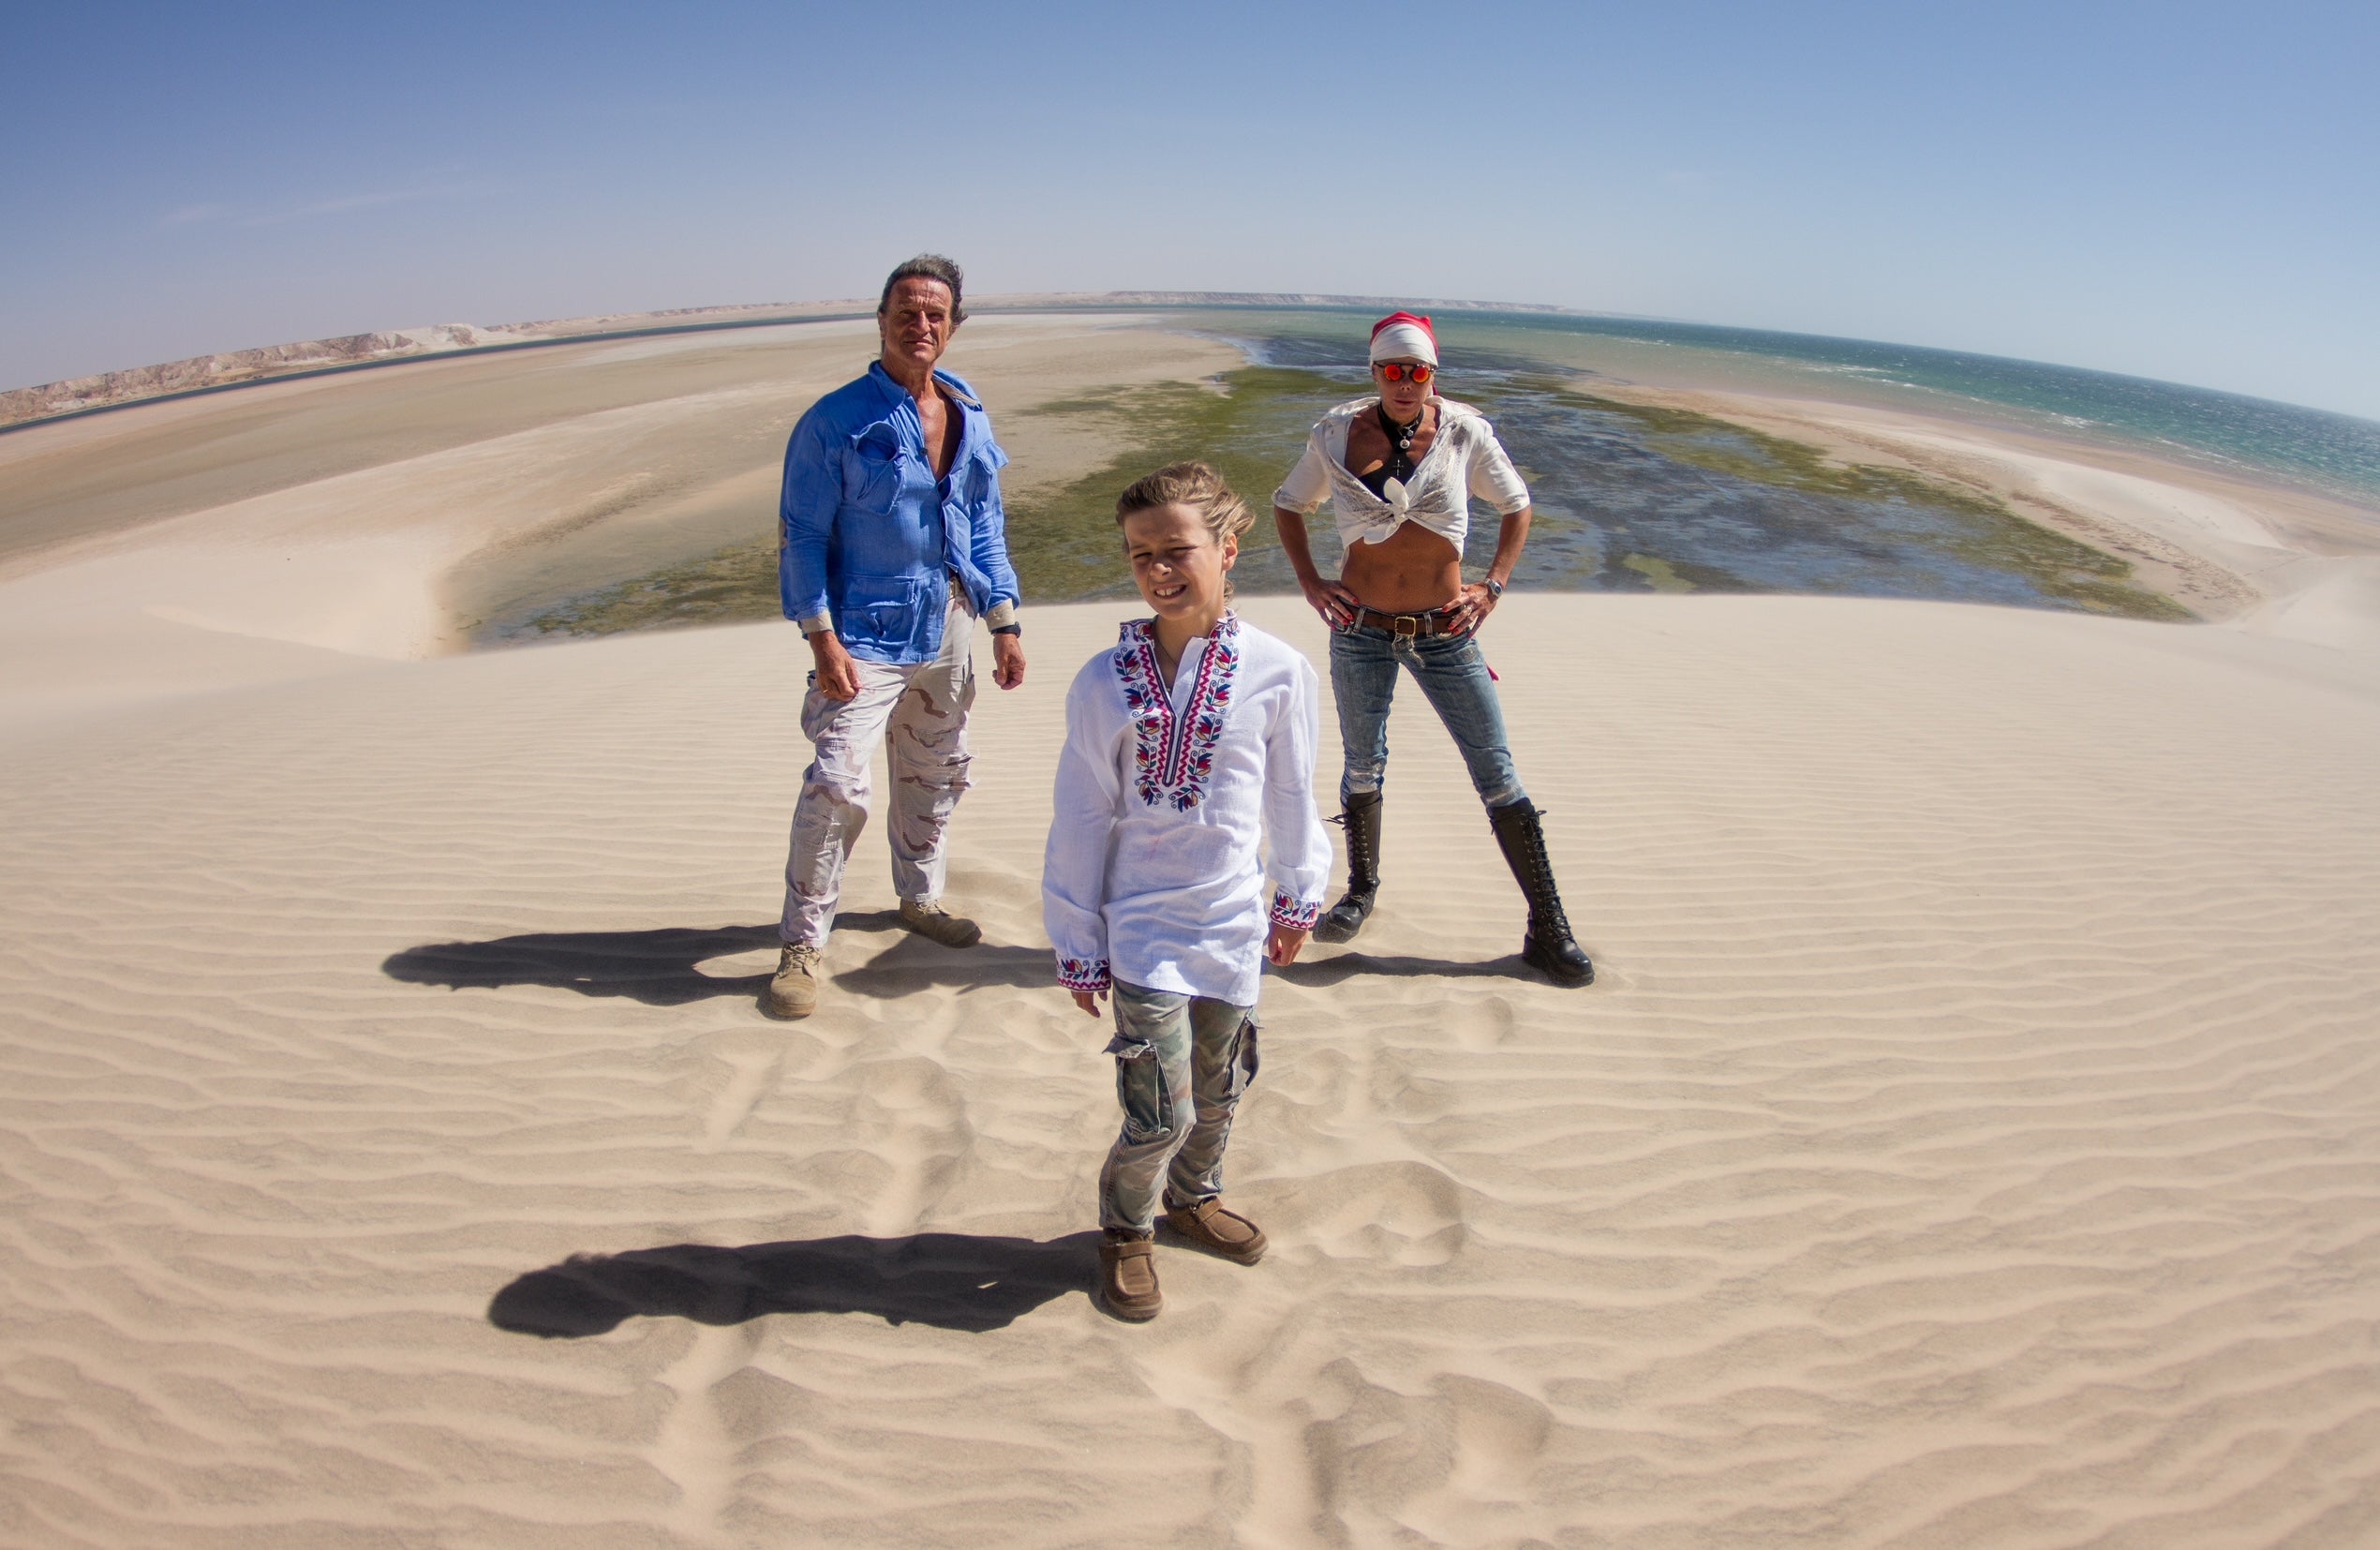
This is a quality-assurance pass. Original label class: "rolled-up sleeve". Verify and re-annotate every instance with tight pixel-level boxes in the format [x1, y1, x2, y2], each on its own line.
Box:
[778, 410, 840, 630]
[1466, 420, 1531, 516]
[1271, 431, 1334, 516]
[1262, 655, 1331, 928]
[1043, 663, 1120, 991]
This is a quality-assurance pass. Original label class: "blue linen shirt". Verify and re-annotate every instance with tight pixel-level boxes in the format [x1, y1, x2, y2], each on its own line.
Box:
[777, 361, 1023, 665]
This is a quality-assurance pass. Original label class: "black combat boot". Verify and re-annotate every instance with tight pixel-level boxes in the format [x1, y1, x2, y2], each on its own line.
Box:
[1488, 799, 1594, 986]
[1314, 791, 1382, 944]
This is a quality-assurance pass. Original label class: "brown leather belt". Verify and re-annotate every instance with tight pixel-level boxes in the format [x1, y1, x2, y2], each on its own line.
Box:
[1350, 604, 1463, 637]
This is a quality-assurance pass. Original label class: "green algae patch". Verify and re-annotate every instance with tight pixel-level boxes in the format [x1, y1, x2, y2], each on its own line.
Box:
[492, 365, 1340, 641]
[480, 351, 2194, 646]
[512, 540, 781, 640]
[1003, 365, 1344, 601]
[1555, 382, 2194, 621]
[1621, 554, 1693, 592]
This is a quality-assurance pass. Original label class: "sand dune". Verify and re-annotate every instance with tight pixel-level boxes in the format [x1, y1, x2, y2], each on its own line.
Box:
[3, 317, 2378, 1544]
[0, 315, 1237, 723]
[2, 589, 2376, 1545]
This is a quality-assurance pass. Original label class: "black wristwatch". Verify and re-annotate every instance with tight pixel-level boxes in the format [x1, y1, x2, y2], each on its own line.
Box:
[990, 622, 1022, 637]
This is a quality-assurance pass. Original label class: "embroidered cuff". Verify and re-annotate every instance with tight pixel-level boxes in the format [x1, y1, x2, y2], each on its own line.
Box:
[1269, 889, 1323, 931]
[1057, 955, 1111, 993]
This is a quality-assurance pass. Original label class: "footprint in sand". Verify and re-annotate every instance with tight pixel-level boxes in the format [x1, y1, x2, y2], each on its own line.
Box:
[1289, 1161, 1471, 1268]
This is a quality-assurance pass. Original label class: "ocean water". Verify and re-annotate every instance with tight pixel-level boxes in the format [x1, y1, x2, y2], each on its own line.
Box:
[1172, 306, 2380, 512]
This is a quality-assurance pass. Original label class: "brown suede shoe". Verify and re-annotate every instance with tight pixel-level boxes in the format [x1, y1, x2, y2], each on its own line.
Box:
[1162, 1195, 1268, 1266]
[1098, 1233, 1162, 1321]
[898, 899, 982, 948]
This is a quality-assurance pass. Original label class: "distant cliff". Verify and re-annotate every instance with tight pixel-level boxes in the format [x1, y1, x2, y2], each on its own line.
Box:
[0, 325, 525, 426]
[2, 292, 1585, 429]
[0, 304, 857, 429]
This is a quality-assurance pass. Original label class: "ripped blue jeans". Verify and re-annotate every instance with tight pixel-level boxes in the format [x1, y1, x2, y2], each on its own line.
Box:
[1330, 620, 1525, 808]
[1098, 981, 1259, 1235]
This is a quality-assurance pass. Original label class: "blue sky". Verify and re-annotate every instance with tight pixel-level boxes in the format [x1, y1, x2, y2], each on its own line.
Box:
[5, 1, 2374, 418]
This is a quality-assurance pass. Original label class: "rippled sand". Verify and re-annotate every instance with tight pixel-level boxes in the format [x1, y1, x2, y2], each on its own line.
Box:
[3, 589, 2375, 1545]
[3, 317, 2377, 1543]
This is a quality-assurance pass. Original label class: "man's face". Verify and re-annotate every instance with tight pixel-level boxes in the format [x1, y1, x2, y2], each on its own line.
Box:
[878, 277, 958, 375]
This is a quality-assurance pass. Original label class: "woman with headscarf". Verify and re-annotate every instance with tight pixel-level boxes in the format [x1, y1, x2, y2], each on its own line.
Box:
[1272, 311, 1592, 986]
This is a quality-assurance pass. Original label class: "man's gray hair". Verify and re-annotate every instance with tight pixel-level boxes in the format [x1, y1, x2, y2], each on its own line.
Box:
[879, 254, 966, 323]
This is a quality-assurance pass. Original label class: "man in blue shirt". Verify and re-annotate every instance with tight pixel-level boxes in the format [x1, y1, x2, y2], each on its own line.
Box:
[765, 254, 1027, 1020]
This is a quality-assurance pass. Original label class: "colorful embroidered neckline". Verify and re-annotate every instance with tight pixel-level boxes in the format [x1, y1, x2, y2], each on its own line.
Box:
[1113, 614, 1241, 812]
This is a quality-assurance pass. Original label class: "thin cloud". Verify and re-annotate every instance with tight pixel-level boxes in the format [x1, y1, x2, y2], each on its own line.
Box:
[242, 182, 492, 227]
[157, 183, 493, 230]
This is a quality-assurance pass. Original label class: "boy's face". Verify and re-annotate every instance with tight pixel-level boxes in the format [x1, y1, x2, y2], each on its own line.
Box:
[1123, 502, 1236, 628]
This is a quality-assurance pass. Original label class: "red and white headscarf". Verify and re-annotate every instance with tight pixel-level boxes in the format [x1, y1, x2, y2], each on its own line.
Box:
[1368, 311, 1438, 366]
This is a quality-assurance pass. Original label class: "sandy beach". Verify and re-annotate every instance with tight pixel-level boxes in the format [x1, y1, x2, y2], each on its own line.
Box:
[3, 314, 2377, 1545]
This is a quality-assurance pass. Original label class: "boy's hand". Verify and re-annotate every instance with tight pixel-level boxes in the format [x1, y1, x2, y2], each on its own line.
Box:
[1266, 923, 1310, 967]
[1072, 988, 1106, 1017]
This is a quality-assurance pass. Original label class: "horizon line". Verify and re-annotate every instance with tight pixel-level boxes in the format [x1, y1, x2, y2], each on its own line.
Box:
[5, 291, 2374, 440]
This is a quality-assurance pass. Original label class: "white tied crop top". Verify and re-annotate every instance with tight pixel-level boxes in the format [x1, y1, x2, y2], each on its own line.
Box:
[1272, 396, 1531, 551]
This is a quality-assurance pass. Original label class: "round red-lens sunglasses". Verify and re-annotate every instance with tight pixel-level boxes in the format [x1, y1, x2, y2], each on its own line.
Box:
[1375, 362, 1435, 383]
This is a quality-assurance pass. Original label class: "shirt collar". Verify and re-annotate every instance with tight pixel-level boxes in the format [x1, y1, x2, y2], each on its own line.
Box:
[865, 359, 982, 414]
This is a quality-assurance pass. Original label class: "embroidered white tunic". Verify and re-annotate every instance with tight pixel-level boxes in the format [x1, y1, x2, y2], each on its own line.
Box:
[1271, 395, 1530, 552]
[1042, 614, 1332, 1006]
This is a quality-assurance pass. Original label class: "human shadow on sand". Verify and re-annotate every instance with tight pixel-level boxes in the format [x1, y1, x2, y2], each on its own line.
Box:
[378, 909, 903, 1006]
[381, 923, 783, 1006]
[1274, 950, 1531, 985]
[382, 918, 1537, 1007]
[832, 940, 1057, 998]
[803, 939, 1525, 997]
[489, 1230, 1100, 1336]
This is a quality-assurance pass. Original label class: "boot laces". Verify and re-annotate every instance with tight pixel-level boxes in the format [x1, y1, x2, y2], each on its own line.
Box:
[1510, 809, 1572, 939]
[1331, 799, 1381, 885]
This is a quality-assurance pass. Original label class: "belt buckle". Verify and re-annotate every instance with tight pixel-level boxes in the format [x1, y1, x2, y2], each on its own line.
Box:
[1392, 614, 1421, 638]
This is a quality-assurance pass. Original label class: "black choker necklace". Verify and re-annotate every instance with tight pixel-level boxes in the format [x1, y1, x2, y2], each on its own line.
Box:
[1376, 403, 1423, 481]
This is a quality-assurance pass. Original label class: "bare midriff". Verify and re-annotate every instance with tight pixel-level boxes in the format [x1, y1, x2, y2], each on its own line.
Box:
[1342, 522, 1464, 613]
[1341, 404, 1460, 612]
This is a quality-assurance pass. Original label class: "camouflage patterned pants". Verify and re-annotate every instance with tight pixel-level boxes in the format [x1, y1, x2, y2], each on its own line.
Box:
[1098, 981, 1261, 1235]
[780, 597, 975, 947]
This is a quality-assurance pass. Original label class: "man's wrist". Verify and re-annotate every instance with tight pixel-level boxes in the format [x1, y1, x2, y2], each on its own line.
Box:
[990, 622, 1021, 638]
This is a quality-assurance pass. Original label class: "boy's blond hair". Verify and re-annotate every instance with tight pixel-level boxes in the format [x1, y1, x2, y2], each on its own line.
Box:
[1115, 462, 1254, 599]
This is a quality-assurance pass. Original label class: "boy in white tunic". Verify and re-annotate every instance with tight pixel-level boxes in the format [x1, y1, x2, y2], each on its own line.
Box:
[1043, 463, 1331, 1322]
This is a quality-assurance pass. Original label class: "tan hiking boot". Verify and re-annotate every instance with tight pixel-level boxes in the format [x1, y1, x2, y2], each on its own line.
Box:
[1162, 1195, 1268, 1265]
[898, 899, 982, 948]
[1098, 1232, 1162, 1321]
[760, 944, 823, 1020]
